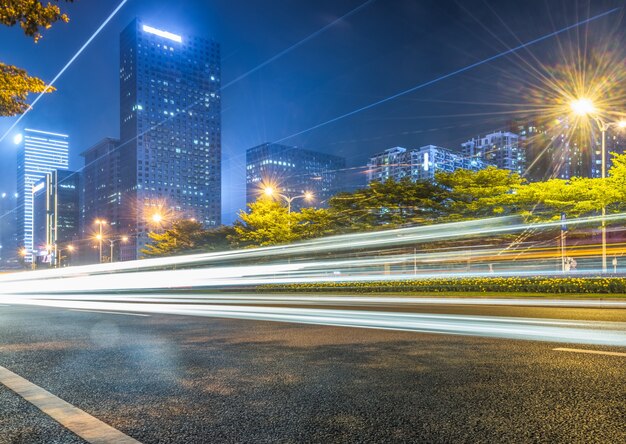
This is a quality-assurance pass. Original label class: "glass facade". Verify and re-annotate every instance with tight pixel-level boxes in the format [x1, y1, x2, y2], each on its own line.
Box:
[33, 170, 80, 265]
[246, 143, 346, 209]
[16, 128, 69, 260]
[0, 192, 18, 268]
[119, 19, 221, 258]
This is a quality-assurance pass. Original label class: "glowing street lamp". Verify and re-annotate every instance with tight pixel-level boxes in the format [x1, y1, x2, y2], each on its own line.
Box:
[263, 186, 314, 213]
[109, 235, 129, 263]
[94, 219, 106, 263]
[569, 98, 626, 273]
[570, 98, 596, 116]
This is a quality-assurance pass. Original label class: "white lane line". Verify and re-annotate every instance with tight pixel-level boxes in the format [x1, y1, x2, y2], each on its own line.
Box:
[0, 365, 141, 443]
[69, 309, 150, 317]
[553, 347, 626, 357]
[0, 304, 10, 306]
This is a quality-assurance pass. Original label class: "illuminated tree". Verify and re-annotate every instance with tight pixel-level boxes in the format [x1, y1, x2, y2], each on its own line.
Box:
[436, 166, 525, 219]
[328, 178, 447, 230]
[0, 0, 73, 116]
[233, 198, 334, 247]
[142, 220, 234, 257]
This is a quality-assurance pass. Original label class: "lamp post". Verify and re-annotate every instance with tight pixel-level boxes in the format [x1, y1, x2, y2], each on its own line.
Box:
[109, 236, 129, 263]
[569, 98, 626, 273]
[57, 244, 75, 268]
[94, 219, 106, 263]
[263, 187, 314, 214]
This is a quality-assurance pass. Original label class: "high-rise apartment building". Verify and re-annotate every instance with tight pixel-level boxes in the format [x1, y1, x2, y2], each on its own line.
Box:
[462, 131, 524, 174]
[366, 147, 411, 183]
[33, 170, 80, 266]
[15, 128, 69, 259]
[119, 19, 221, 258]
[367, 145, 488, 183]
[246, 143, 346, 209]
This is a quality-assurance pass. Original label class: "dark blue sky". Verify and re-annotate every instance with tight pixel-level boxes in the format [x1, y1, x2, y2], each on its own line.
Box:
[0, 0, 623, 222]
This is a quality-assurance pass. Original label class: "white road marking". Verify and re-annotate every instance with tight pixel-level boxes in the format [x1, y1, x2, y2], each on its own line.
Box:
[553, 347, 626, 357]
[0, 304, 10, 306]
[69, 309, 150, 317]
[0, 365, 141, 443]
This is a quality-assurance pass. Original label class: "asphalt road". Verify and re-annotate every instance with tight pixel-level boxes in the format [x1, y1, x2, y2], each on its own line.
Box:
[0, 299, 625, 443]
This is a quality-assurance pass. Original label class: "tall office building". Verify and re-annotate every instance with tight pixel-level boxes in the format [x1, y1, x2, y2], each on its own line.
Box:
[246, 143, 346, 209]
[367, 145, 488, 184]
[119, 19, 221, 258]
[0, 192, 18, 268]
[15, 128, 69, 259]
[33, 170, 80, 266]
[80, 137, 130, 261]
[462, 131, 524, 174]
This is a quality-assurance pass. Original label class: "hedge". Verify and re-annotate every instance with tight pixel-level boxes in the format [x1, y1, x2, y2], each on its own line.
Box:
[260, 277, 626, 294]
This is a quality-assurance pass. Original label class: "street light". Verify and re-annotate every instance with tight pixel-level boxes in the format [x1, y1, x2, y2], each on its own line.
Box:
[569, 98, 626, 273]
[109, 235, 128, 263]
[94, 219, 106, 263]
[57, 244, 75, 267]
[263, 186, 314, 214]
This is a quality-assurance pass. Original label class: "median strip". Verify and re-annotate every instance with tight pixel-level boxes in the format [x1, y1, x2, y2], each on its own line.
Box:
[552, 347, 626, 357]
[0, 365, 141, 443]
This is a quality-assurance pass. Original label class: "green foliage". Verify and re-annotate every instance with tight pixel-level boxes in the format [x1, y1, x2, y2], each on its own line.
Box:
[436, 166, 525, 219]
[262, 277, 626, 294]
[232, 197, 335, 247]
[328, 178, 447, 230]
[142, 220, 234, 257]
[0, 1, 73, 116]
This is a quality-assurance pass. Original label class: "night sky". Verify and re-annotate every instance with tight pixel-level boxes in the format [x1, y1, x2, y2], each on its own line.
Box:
[0, 0, 624, 222]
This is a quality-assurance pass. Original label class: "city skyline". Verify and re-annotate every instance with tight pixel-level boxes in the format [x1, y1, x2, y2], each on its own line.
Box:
[2, 0, 623, 223]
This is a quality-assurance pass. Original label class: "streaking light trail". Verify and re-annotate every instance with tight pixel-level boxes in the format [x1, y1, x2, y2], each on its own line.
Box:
[3, 297, 626, 346]
[0, 213, 625, 294]
[273, 7, 620, 143]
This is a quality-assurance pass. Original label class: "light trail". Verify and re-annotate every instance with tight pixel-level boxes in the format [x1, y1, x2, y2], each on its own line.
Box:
[272, 8, 620, 143]
[3, 297, 626, 346]
[0, 213, 625, 294]
[0, 0, 130, 143]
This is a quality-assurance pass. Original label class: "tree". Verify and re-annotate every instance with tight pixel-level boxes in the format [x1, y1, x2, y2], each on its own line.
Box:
[142, 220, 234, 257]
[328, 178, 448, 230]
[436, 166, 525, 219]
[0, 0, 73, 116]
[232, 198, 335, 247]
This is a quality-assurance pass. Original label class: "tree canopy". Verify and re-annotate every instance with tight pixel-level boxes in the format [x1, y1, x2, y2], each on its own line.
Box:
[142, 220, 234, 257]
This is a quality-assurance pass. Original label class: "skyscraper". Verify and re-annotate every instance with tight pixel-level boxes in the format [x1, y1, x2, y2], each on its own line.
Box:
[15, 128, 69, 259]
[246, 143, 346, 209]
[0, 192, 18, 268]
[119, 19, 221, 258]
[33, 170, 80, 266]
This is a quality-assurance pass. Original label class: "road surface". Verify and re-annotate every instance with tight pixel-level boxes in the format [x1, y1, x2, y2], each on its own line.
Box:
[0, 295, 625, 443]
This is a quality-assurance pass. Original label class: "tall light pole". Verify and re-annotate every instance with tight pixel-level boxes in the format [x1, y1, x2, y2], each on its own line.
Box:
[109, 236, 128, 263]
[263, 187, 314, 214]
[94, 219, 106, 263]
[57, 244, 75, 268]
[570, 98, 626, 273]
